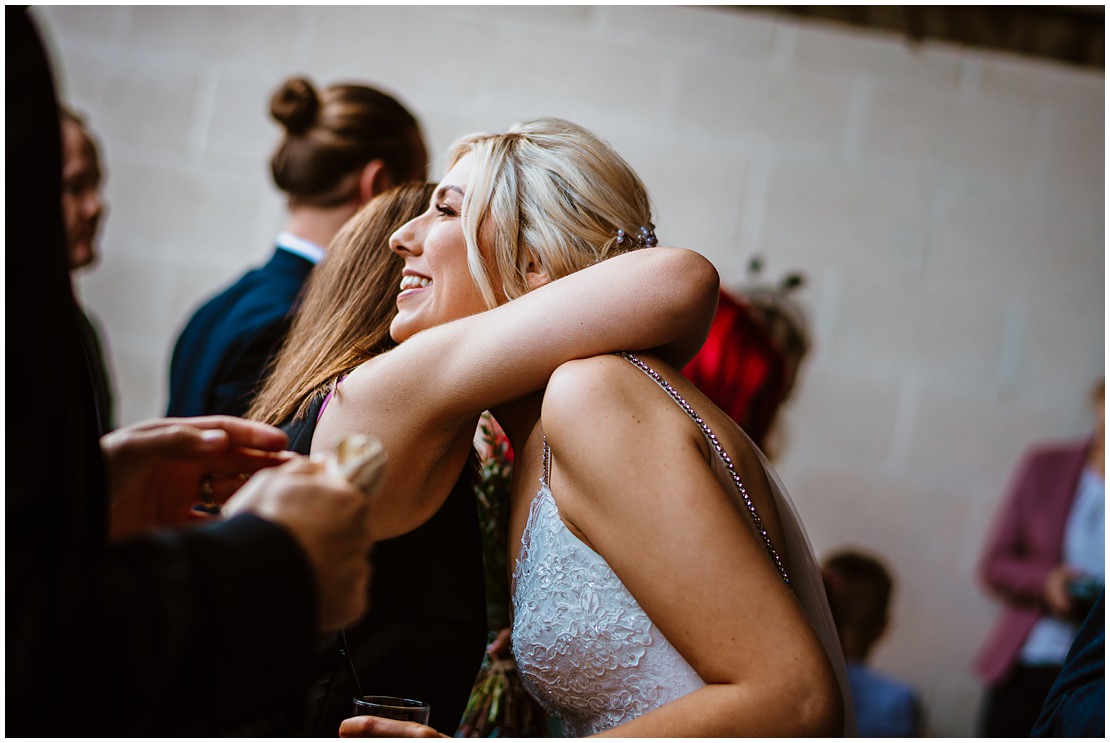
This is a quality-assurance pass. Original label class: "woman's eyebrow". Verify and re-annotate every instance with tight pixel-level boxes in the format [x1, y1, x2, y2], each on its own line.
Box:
[434, 184, 464, 200]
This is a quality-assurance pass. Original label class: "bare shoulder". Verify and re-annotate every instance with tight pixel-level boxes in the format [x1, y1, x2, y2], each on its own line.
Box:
[542, 354, 659, 439]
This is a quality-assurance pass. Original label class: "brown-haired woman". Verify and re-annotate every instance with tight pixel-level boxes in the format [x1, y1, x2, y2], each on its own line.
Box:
[167, 76, 427, 419]
[243, 182, 488, 736]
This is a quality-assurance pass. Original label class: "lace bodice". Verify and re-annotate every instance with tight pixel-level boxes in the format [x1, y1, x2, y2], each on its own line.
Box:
[511, 483, 705, 737]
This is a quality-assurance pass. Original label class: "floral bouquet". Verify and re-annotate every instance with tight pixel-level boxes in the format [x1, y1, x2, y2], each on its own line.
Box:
[456, 414, 549, 737]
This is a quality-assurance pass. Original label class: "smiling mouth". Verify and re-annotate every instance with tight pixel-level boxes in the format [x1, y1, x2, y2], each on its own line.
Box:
[399, 275, 431, 291]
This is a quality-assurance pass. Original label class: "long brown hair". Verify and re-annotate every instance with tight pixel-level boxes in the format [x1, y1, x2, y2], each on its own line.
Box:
[248, 181, 435, 426]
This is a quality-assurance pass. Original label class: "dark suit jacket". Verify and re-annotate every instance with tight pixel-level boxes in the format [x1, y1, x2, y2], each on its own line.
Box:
[167, 247, 314, 417]
[974, 439, 1091, 684]
[285, 398, 488, 735]
[1032, 590, 1104, 737]
[76, 305, 114, 433]
[7, 9, 318, 734]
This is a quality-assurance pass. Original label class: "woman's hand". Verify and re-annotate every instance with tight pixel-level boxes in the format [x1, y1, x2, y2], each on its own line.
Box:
[1044, 565, 1079, 618]
[102, 416, 294, 539]
[339, 716, 447, 738]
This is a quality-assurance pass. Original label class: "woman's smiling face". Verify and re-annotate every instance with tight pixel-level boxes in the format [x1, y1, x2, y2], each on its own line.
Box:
[387, 152, 491, 343]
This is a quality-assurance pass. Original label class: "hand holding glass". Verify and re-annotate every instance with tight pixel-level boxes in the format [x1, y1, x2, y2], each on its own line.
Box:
[352, 695, 430, 724]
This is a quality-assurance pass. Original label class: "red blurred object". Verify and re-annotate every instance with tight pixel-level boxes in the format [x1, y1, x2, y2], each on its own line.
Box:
[681, 288, 804, 450]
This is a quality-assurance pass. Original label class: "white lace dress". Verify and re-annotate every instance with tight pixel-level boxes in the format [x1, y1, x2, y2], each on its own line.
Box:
[511, 481, 705, 736]
[510, 352, 855, 737]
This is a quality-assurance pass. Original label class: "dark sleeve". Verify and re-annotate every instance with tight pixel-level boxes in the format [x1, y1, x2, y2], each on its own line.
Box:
[5, 9, 317, 735]
[208, 315, 292, 417]
[76, 306, 116, 433]
[91, 515, 318, 736]
[1031, 591, 1105, 738]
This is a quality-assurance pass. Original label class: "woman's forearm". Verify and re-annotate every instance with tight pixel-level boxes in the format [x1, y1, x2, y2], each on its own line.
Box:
[402, 246, 718, 421]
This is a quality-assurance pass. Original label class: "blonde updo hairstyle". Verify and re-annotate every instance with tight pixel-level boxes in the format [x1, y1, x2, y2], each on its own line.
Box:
[448, 118, 655, 309]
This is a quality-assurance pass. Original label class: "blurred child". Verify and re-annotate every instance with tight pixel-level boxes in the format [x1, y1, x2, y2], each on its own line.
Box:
[823, 549, 924, 737]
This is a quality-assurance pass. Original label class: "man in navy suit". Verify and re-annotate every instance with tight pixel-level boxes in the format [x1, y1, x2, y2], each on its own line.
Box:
[167, 77, 427, 417]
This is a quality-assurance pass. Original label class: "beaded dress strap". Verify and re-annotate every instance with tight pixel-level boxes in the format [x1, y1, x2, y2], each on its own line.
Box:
[542, 435, 551, 489]
[615, 351, 790, 587]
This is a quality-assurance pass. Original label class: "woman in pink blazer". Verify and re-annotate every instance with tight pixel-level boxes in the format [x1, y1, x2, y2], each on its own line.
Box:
[974, 382, 1104, 736]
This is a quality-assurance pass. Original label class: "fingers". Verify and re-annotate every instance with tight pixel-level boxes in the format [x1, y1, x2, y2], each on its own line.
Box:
[104, 416, 290, 458]
[161, 415, 290, 452]
[486, 626, 512, 658]
[339, 716, 444, 738]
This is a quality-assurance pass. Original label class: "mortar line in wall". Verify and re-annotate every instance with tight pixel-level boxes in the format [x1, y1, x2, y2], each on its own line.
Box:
[293, 5, 318, 61]
[996, 299, 1028, 401]
[736, 159, 771, 252]
[186, 73, 220, 155]
[112, 5, 133, 46]
[885, 376, 920, 474]
[959, 55, 983, 101]
[919, 188, 946, 286]
[841, 78, 872, 163]
[770, 21, 796, 70]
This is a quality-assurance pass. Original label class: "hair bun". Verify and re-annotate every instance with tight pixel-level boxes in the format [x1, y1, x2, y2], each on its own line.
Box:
[270, 77, 319, 135]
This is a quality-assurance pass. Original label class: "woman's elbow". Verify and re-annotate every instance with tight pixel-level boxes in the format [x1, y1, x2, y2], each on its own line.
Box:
[793, 676, 844, 737]
[761, 658, 844, 736]
[663, 248, 719, 308]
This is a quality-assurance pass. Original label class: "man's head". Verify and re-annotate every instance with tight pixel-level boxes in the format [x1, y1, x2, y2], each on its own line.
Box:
[269, 77, 428, 209]
[59, 108, 106, 270]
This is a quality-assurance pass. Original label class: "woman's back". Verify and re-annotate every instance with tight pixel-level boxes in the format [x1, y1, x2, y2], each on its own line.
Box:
[508, 352, 852, 736]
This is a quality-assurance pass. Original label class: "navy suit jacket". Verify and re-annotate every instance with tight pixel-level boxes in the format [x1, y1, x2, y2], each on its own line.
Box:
[167, 248, 314, 417]
[1032, 590, 1105, 737]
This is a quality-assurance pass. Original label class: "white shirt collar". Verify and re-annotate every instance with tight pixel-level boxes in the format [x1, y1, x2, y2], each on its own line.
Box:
[275, 231, 326, 265]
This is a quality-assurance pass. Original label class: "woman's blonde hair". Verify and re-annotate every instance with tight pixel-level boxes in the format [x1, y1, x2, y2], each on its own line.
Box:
[448, 118, 655, 308]
[248, 182, 435, 426]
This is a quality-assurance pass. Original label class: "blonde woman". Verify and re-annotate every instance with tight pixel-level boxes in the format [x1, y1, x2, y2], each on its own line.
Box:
[312, 119, 851, 736]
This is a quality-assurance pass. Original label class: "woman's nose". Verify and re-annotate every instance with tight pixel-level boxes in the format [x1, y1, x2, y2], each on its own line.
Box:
[389, 216, 423, 256]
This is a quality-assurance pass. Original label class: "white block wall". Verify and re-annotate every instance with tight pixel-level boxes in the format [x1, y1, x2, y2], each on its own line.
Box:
[34, 6, 1103, 736]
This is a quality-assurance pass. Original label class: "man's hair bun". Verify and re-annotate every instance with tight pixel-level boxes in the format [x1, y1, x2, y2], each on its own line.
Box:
[270, 77, 319, 135]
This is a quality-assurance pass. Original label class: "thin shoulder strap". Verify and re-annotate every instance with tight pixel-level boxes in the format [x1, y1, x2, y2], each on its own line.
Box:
[541, 435, 551, 489]
[615, 351, 790, 587]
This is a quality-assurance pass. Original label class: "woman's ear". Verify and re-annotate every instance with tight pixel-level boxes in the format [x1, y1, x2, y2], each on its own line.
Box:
[524, 255, 550, 291]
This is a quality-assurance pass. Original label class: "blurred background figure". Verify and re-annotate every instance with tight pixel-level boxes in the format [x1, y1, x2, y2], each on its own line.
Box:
[974, 379, 1105, 737]
[167, 75, 427, 418]
[8, 8, 376, 734]
[680, 257, 809, 459]
[60, 105, 115, 433]
[823, 549, 924, 737]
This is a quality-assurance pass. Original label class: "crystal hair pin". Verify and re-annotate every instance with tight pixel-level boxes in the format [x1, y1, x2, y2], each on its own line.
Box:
[615, 222, 658, 248]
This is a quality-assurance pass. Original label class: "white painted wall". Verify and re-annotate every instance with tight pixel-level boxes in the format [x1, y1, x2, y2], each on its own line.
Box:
[34, 5, 1104, 736]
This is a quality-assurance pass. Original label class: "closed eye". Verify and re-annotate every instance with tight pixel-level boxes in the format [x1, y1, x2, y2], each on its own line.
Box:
[435, 202, 458, 218]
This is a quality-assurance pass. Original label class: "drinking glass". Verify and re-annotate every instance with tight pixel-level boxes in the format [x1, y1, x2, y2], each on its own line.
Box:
[352, 695, 431, 724]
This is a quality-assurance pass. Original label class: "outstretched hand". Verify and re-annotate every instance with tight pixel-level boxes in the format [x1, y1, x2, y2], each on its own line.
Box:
[102, 416, 294, 539]
[339, 716, 447, 738]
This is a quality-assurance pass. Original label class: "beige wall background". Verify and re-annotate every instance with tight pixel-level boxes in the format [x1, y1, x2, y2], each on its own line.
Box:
[35, 5, 1103, 736]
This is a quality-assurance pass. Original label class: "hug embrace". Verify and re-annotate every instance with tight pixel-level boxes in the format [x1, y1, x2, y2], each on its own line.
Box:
[251, 117, 856, 737]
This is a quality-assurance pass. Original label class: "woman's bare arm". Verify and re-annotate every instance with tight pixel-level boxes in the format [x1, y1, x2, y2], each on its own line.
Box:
[313, 247, 719, 539]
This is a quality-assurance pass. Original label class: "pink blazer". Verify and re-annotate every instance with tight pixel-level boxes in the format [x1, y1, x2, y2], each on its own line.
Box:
[974, 439, 1091, 684]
